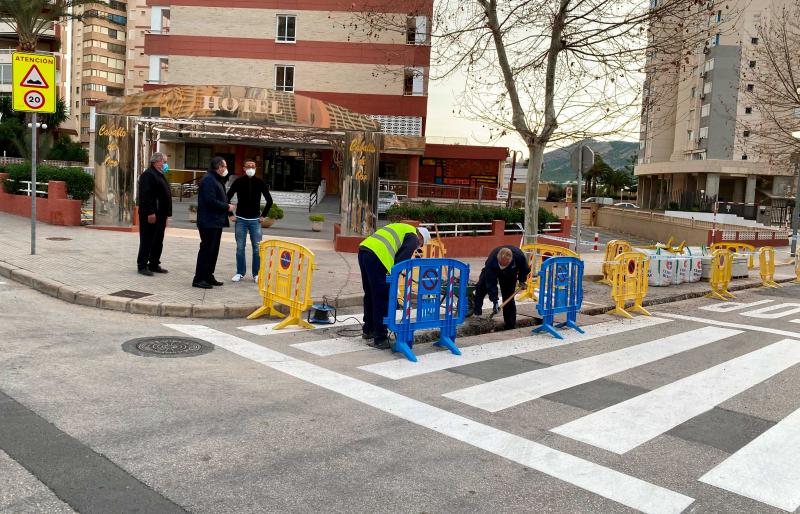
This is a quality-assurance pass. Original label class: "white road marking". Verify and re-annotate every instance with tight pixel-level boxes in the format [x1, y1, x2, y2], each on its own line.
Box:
[238, 316, 361, 336]
[164, 324, 695, 514]
[359, 316, 672, 380]
[552, 338, 800, 454]
[292, 337, 371, 356]
[700, 406, 800, 512]
[659, 313, 800, 339]
[444, 327, 741, 412]
[742, 303, 800, 319]
[699, 299, 773, 313]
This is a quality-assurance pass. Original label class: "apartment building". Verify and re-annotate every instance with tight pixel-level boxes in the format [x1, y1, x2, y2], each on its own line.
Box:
[636, 0, 796, 212]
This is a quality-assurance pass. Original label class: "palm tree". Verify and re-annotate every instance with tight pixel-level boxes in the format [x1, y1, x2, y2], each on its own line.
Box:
[0, 0, 97, 51]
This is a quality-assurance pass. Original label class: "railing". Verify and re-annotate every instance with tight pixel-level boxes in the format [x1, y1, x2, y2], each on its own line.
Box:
[19, 180, 48, 196]
[0, 157, 88, 168]
[379, 179, 504, 205]
[308, 180, 326, 212]
[418, 222, 492, 237]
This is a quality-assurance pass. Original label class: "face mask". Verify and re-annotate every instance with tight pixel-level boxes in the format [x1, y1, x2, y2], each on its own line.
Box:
[161, 163, 169, 173]
[245, 168, 256, 177]
[221, 169, 229, 178]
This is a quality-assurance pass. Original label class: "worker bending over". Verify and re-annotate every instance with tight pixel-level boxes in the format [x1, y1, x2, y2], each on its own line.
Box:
[472, 245, 530, 330]
[359, 223, 431, 349]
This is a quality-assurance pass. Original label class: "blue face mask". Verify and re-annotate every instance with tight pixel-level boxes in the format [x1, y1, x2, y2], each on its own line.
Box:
[161, 163, 169, 173]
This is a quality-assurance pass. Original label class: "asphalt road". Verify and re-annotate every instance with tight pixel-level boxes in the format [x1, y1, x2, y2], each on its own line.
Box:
[2, 278, 800, 513]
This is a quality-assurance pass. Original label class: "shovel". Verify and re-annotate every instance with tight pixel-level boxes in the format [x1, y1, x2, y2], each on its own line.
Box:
[488, 285, 526, 320]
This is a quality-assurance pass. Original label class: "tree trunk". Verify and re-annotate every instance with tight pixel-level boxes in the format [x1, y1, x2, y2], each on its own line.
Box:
[524, 142, 546, 244]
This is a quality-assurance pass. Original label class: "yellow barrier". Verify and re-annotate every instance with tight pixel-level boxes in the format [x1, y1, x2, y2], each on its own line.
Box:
[796, 255, 800, 283]
[248, 240, 315, 328]
[706, 249, 735, 300]
[517, 244, 578, 301]
[758, 246, 780, 288]
[421, 238, 447, 258]
[711, 242, 756, 269]
[607, 251, 651, 318]
[600, 240, 632, 285]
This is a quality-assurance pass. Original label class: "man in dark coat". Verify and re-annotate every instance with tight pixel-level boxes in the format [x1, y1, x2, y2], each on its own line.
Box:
[192, 156, 235, 289]
[472, 245, 531, 330]
[136, 152, 173, 276]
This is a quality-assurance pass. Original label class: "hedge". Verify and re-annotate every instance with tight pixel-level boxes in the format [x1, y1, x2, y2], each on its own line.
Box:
[2, 162, 94, 202]
[386, 202, 559, 231]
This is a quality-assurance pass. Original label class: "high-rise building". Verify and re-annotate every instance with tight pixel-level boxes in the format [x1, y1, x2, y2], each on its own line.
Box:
[636, 0, 796, 211]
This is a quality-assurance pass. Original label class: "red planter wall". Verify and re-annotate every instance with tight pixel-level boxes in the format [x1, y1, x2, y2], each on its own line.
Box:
[0, 173, 82, 226]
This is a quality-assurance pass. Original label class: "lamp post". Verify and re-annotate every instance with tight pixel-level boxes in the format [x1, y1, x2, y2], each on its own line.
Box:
[506, 150, 524, 208]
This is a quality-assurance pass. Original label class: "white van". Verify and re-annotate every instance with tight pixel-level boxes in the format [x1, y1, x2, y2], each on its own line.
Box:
[583, 197, 614, 205]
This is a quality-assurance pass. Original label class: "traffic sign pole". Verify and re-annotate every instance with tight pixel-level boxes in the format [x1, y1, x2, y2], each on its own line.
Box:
[576, 150, 582, 255]
[31, 112, 37, 255]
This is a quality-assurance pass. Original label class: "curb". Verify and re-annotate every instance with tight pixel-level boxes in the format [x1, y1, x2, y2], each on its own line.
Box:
[1, 259, 795, 320]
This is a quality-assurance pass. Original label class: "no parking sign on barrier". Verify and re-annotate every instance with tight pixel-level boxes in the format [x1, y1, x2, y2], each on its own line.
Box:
[531, 256, 584, 339]
[607, 252, 651, 318]
[386, 258, 470, 362]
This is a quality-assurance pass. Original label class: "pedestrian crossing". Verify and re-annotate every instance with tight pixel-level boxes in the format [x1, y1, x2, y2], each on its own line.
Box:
[166, 313, 800, 513]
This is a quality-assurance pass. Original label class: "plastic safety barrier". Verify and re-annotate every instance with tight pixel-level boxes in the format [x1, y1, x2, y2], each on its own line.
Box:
[386, 258, 469, 363]
[421, 238, 447, 258]
[248, 240, 315, 329]
[711, 242, 756, 269]
[759, 246, 780, 288]
[796, 255, 800, 283]
[600, 240, 632, 285]
[705, 249, 735, 301]
[518, 244, 578, 301]
[607, 251, 651, 318]
[531, 257, 584, 339]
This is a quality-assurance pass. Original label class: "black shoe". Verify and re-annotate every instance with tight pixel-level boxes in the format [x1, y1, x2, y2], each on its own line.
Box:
[362, 331, 375, 340]
[192, 280, 213, 289]
[370, 339, 391, 350]
[148, 266, 168, 273]
[208, 278, 224, 286]
[138, 268, 154, 276]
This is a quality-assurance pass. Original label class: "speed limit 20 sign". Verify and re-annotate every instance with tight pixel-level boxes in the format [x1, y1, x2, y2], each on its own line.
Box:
[11, 52, 56, 114]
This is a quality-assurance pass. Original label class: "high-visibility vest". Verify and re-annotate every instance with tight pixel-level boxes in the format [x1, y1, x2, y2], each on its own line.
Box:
[360, 223, 417, 272]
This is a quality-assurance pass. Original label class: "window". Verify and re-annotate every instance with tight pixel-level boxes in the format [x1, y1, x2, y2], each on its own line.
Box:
[148, 55, 169, 83]
[703, 81, 712, 94]
[746, 84, 754, 92]
[687, 130, 694, 141]
[107, 87, 124, 97]
[716, 10, 722, 22]
[691, 87, 696, 98]
[710, 33, 720, 46]
[749, 60, 756, 68]
[275, 65, 294, 92]
[699, 126, 708, 138]
[701, 104, 710, 117]
[276, 15, 296, 43]
[742, 154, 748, 160]
[703, 59, 714, 72]
[692, 151, 707, 160]
[745, 106, 753, 114]
[743, 130, 750, 137]
[0, 64, 10, 85]
[404, 67, 425, 96]
[185, 145, 213, 170]
[406, 15, 428, 45]
[82, 69, 125, 83]
[751, 37, 759, 44]
[150, 7, 170, 33]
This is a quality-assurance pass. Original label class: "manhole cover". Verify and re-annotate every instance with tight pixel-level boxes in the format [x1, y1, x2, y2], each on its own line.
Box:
[110, 289, 152, 299]
[121, 336, 214, 358]
[46, 237, 72, 241]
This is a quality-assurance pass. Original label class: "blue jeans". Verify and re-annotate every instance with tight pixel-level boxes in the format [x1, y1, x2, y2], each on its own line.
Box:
[235, 218, 262, 276]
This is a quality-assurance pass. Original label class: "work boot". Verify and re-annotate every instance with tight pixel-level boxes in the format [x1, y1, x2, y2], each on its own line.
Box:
[362, 331, 375, 340]
[370, 339, 391, 350]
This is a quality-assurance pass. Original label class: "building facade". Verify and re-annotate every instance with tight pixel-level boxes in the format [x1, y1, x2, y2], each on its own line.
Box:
[636, 0, 796, 212]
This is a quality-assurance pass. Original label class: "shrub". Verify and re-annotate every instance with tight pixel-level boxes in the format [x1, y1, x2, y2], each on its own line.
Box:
[268, 204, 284, 219]
[309, 214, 325, 222]
[3, 161, 94, 201]
[387, 202, 558, 231]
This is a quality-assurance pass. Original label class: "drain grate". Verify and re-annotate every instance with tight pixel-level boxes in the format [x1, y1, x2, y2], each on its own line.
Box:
[110, 289, 152, 299]
[46, 237, 72, 241]
[122, 336, 214, 358]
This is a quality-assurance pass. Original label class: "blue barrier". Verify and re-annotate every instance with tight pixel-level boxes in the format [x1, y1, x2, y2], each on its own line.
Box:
[532, 256, 584, 339]
[385, 258, 470, 362]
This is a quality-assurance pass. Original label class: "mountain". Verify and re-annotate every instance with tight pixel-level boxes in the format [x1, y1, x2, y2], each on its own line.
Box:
[540, 140, 638, 184]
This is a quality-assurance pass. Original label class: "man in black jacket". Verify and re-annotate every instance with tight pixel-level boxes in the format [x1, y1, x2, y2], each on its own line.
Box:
[192, 157, 235, 289]
[136, 152, 173, 276]
[472, 245, 531, 329]
[227, 159, 273, 282]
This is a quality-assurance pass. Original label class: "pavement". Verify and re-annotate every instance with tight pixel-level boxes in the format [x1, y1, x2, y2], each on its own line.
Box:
[0, 211, 796, 320]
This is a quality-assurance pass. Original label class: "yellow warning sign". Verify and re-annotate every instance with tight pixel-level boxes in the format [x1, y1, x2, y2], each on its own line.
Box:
[12, 52, 56, 113]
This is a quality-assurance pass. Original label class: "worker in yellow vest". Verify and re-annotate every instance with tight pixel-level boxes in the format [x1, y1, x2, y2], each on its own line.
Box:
[359, 223, 431, 349]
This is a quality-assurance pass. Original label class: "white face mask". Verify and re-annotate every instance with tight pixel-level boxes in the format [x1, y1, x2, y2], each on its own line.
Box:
[221, 169, 229, 178]
[245, 168, 256, 177]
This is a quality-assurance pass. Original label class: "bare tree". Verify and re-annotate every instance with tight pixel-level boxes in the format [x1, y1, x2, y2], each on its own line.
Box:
[349, 0, 734, 242]
[740, 1, 800, 169]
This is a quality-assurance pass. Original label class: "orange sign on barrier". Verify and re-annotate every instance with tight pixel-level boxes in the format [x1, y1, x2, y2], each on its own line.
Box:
[706, 249, 735, 301]
[517, 244, 578, 301]
[711, 242, 756, 269]
[607, 251, 651, 318]
[600, 240, 632, 285]
[248, 240, 315, 328]
[758, 246, 780, 288]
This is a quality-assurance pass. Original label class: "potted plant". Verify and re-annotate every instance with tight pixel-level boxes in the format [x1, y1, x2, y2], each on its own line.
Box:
[309, 213, 325, 232]
[188, 204, 198, 223]
[262, 204, 283, 228]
